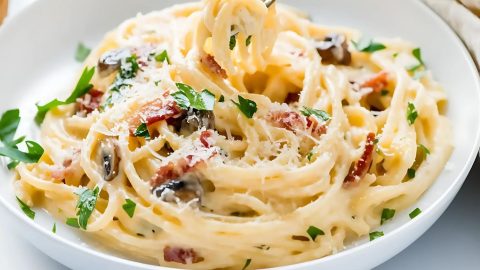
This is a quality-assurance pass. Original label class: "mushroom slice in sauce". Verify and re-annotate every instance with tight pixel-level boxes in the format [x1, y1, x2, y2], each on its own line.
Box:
[97, 49, 131, 77]
[180, 108, 215, 133]
[316, 34, 352, 65]
[152, 174, 204, 204]
[98, 138, 120, 181]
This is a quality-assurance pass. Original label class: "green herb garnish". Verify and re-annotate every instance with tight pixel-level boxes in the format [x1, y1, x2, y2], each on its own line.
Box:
[75, 42, 91, 62]
[409, 208, 422, 219]
[219, 95, 225, 102]
[246, 35, 252, 46]
[300, 107, 331, 121]
[369, 231, 384, 241]
[242, 259, 252, 270]
[380, 89, 389, 96]
[155, 50, 171, 64]
[407, 168, 416, 179]
[133, 123, 150, 139]
[16, 196, 35, 220]
[66, 217, 80, 228]
[418, 144, 430, 156]
[74, 186, 100, 230]
[408, 48, 424, 72]
[307, 225, 325, 241]
[122, 199, 136, 218]
[229, 35, 237, 50]
[0, 140, 44, 164]
[381, 208, 395, 225]
[35, 66, 95, 124]
[232, 96, 257, 118]
[406, 102, 418, 125]
[353, 38, 386, 53]
[172, 83, 215, 111]
[0, 109, 20, 143]
[119, 55, 139, 79]
[52, 223, 57, 233]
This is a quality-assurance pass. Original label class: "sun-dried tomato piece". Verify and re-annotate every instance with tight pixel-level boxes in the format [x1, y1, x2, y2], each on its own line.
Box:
[344, 132, 376, 184]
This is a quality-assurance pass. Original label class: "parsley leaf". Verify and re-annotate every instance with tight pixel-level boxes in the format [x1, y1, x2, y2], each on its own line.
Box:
[134, 123, 150, 139]
[406, 102, 418, 125]
[246, 35, 252, 46]
[229, 35, 237, 50]
[369, 231, 384, 241]
[35, 66, 95, 124]
[232, 96, 257, 118]
[155, 50, 171, 64]
[119, 54, 139, 79]
[380, 89, 389, 96]
[0, 109, 20, 143]
[122, 199, 136, 218]
[172, 83, 215, 111]
[381, 208, 395, 225]
[0, 140, 44, 164]
[418, 144, 430, 156]
[409, 208, 422, 219]
[307, 225, 325, 241]
[242, 259, 252, 270]
[16, 196, 35, 220]
[353, 38, 386, 53]
[407, 168, 416, 179]
[52, 223, 57, 233]
[66, 217, 80, 228]
[219, 95, 225, 102]
[307, 151, 314, 161]
[74, 186, 100, 230]
[300, 107, 331, 121]
[75, 42, 91, 62]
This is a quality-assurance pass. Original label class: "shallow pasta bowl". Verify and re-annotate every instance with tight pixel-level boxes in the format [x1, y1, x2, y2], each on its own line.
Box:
[0, 0, 479, 269]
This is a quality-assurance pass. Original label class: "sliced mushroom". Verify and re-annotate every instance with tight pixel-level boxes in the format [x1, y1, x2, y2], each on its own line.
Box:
[152, 174, 204, 204]
[97, 49, 130, 77]
[98, 138, 120, 181]
[316, 34, 352, 65]
[180, 108, 215, 133]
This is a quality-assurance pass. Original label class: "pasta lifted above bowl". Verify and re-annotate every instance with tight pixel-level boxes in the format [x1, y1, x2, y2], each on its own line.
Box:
[4, 0, 453, 269]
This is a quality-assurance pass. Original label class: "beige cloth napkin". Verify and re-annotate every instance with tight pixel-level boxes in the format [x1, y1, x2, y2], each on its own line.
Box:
[425, 0, 480, 68]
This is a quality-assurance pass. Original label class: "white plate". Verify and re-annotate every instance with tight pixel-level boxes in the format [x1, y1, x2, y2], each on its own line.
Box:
[0, 0, 479, 269]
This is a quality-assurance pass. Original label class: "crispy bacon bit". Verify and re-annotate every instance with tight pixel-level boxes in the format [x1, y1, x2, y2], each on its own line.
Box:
[129, 99, 184, 134]
[360, 71, 389, 93]
[344, 133, 376, 184]
[267, 111, 304, 132]
[164, 246, 204, 264]
[51, 149, 82, 182]
[285, 92, 300, 104]
[150, 162, 180, 188]
[200, 54, 227, 79]
[199, 130, 213, 148]
[76, 89, 104, 115]
[306, 116, 328, 137]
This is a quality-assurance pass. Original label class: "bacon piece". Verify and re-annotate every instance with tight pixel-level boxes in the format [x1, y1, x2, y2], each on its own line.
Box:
[200, 54, 227, 79]
[150, 162, 180, 188]
[360, 71, 389, 93]
[164, 246, 204, 264]
[76, 89, 104, 115]
[344, 132, 376, 184]
[285, 92, 300, 104]
[199, 130, 213, 148]
[267, 111, 304, 132]
[306, 116, 327, 137]
[129, 99, 184, 133]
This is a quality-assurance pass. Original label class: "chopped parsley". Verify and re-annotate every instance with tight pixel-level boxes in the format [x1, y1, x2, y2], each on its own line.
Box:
[380, 89, 389, 96]
[0, 140, 44, 165]
[172, 83, 215, 111]
[133, 123, 150, 139]
[408, 48, 424, 72]
[307, 151, 314, 161]
[353, 38, 386, 53]
[16, 196, 35, 220]
[369, 231, 384, 241]
[407, 168, 416, 179]
[246, 35, 253, 46]
[155, 50, 171, 64]
[122, 199, 136, 218]
[300, 107, 331, 121]
[219, 95, 225, 102]
[409, 208, 422, 219]
[66, 217, 80, 228]
[52, 223, 57, 233]
[406, 102, 418, 125]
[381, 208, 395, 225]
[119, 54, 140, 79]
[35, 66, 95, 124]
[73, 186, 100, 230]
[229, 35, 237, 50]
[307, 225, 325, 241]
[232, 96, 257, 118]
[242, 258, 252, 270]
[75, 42, 91, 62]
[418, 144, 430, 156]
[393, 52, 399, 58]
[0, 109, 20, 143]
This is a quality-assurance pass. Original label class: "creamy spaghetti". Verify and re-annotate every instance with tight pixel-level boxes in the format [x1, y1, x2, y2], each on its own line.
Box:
[14, 0, 453, 269]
